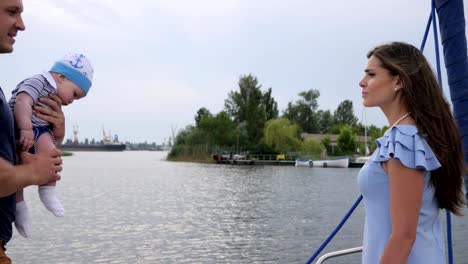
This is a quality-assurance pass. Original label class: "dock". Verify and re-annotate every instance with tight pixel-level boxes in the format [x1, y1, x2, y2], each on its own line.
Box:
[213, 153, 295, 166]
[215, 159, 296, 166]
[213, 153, 364, 168]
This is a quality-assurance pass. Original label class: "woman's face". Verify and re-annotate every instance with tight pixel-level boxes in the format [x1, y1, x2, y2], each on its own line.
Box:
[359, 55, 400, 108]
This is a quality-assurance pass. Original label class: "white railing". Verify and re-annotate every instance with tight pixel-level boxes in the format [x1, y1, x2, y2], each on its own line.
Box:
[316, 246, 363, 264]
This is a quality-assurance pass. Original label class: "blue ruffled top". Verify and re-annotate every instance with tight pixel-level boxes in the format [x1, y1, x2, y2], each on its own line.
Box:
[357, 125, 445, 264]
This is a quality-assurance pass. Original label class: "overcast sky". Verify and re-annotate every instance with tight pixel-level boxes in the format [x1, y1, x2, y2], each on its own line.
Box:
[0, 0, 465, 144]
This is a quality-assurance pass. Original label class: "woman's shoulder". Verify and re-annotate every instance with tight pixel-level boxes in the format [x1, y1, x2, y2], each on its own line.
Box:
[372, 125, 441, 171]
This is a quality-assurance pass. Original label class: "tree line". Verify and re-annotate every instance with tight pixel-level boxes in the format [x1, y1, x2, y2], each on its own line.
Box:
[168, 74, 388, 161]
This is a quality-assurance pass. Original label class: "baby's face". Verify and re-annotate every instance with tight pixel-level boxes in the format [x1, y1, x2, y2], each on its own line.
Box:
[57, 78, 85, 105]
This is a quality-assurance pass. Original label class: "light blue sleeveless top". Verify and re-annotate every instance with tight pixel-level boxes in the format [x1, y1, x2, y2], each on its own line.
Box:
[357, 125, 445, 264]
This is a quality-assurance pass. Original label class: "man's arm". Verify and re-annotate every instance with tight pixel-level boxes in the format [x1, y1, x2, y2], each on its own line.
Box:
[34, 94, 65, 146]
[0, 149, 62, 197]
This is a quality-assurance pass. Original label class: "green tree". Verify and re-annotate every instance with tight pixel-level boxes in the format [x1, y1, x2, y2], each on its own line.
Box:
[334, 100, 358, 127]
[168, 125, 213, 161]
[302, 138, 324, 156]
[353, 122, 365, 136]
[330, 123, 342, 134]
[317, 110, 334, 134]
[320, 136, 333, 156]
[263, 118, 302, 153]
[224, 74, 277, 145]
[198, 111, 237, 146]
[364, 124, 386, 152]
[263, 87, 279, 120]
[173, 125, 206, 146]
[195, 107, 212, 127]
[337, 125, 356, 155]
[283, 89, 321, 133]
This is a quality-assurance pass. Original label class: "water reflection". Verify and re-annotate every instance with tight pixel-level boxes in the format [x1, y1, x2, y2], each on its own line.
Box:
[7, 152, 467, 263]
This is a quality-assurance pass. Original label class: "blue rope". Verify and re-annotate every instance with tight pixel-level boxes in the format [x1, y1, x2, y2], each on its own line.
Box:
[431, 0, 443, 86]
[446, 210, 454, 264]
[420, 11, 433, 52]
[305, 195, 363, 264]
[430, 1, 454, 263]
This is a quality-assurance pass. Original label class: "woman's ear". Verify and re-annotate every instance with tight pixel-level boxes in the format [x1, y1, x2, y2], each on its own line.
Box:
[394, 76, 403, 91]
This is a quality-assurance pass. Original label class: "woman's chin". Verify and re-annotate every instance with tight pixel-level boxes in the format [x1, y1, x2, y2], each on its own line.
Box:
[362, 99, 376, 108]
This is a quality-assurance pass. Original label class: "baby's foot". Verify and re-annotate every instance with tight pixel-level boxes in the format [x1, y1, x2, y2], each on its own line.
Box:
[14, 201, 31, 238]
[38, 186, 65, 217]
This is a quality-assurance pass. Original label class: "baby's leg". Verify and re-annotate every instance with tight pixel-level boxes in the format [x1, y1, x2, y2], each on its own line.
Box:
[14, 188, 31, 237]
[36, 132, 64, 217]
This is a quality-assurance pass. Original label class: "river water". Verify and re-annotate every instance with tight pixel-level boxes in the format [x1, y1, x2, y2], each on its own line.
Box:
[7, 151, 468, 263]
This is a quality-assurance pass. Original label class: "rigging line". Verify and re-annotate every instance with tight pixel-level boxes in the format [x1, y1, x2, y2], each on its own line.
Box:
[432, 0, 443, 87]
[304, 195, 363, 264]
[420, 11, 433, 52]
[431, 0, 453, 263]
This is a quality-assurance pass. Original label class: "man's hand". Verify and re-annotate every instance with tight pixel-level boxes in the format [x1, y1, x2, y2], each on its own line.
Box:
[34, 94, 65, 145]
[18, 129, 34, 151]
[19, 149, 62, 186]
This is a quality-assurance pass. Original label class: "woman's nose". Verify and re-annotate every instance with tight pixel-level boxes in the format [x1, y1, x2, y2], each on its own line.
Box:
[359, 78, 366, 88]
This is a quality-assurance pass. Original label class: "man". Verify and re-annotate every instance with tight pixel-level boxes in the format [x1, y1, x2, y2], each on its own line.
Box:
[0, 0, 64, 262]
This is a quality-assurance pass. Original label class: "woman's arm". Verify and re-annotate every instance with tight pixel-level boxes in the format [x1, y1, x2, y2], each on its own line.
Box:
[34, 94, 65, 146]
[380, 158, 424, 264]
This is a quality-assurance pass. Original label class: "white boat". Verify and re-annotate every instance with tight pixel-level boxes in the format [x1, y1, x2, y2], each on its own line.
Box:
[295, 157, 349, 168]
[354, 109, 372, 165]
[355, 156, 371, 164]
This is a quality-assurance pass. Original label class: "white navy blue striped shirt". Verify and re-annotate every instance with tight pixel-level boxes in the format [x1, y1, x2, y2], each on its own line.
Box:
[8, 72, 57, 127]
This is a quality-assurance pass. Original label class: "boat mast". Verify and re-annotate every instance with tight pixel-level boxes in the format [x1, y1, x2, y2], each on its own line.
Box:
[435, 0, 468, 197]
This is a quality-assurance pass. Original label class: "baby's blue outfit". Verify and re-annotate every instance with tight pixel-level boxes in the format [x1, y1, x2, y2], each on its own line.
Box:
[357, 125, 445, 264]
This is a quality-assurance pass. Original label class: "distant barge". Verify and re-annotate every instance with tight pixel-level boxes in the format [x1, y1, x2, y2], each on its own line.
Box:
[60, 126, 126, 151]
[59, 143, 126, 152]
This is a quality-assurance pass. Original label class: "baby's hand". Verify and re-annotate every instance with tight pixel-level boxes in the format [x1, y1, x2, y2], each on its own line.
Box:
[19, 129, 35, 151]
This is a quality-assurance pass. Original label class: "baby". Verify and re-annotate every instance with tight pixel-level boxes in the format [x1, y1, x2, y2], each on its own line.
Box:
[9, 53, 94, 237]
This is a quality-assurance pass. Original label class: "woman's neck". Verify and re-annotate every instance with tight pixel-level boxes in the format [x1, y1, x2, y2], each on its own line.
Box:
[381, 104, 413, 127]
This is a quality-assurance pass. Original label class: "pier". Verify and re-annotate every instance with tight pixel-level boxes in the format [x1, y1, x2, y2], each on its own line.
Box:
[213, 153, 364, 167]
[213, 153, 295, 165]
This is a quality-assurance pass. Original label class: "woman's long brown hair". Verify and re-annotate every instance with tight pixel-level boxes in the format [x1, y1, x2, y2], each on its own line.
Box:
[368, 42, 466, 215]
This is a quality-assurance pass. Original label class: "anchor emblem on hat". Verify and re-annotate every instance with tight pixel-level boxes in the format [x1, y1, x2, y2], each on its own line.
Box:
[68, 54, 85, 69]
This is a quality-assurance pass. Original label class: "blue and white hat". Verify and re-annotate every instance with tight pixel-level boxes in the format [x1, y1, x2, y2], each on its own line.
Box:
[50, 53, 94, 95]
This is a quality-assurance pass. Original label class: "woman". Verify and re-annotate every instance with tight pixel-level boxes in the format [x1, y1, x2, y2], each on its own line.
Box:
[357, 42, 465, 264]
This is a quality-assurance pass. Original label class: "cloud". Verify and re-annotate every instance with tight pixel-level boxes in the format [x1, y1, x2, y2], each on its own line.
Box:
[26, 0, 121, 28]
[1, 0, 465, 143]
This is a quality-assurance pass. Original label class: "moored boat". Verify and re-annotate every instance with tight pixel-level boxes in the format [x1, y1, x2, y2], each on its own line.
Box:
[355, 156, 370, 163]
[295, 156, 349, 168]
